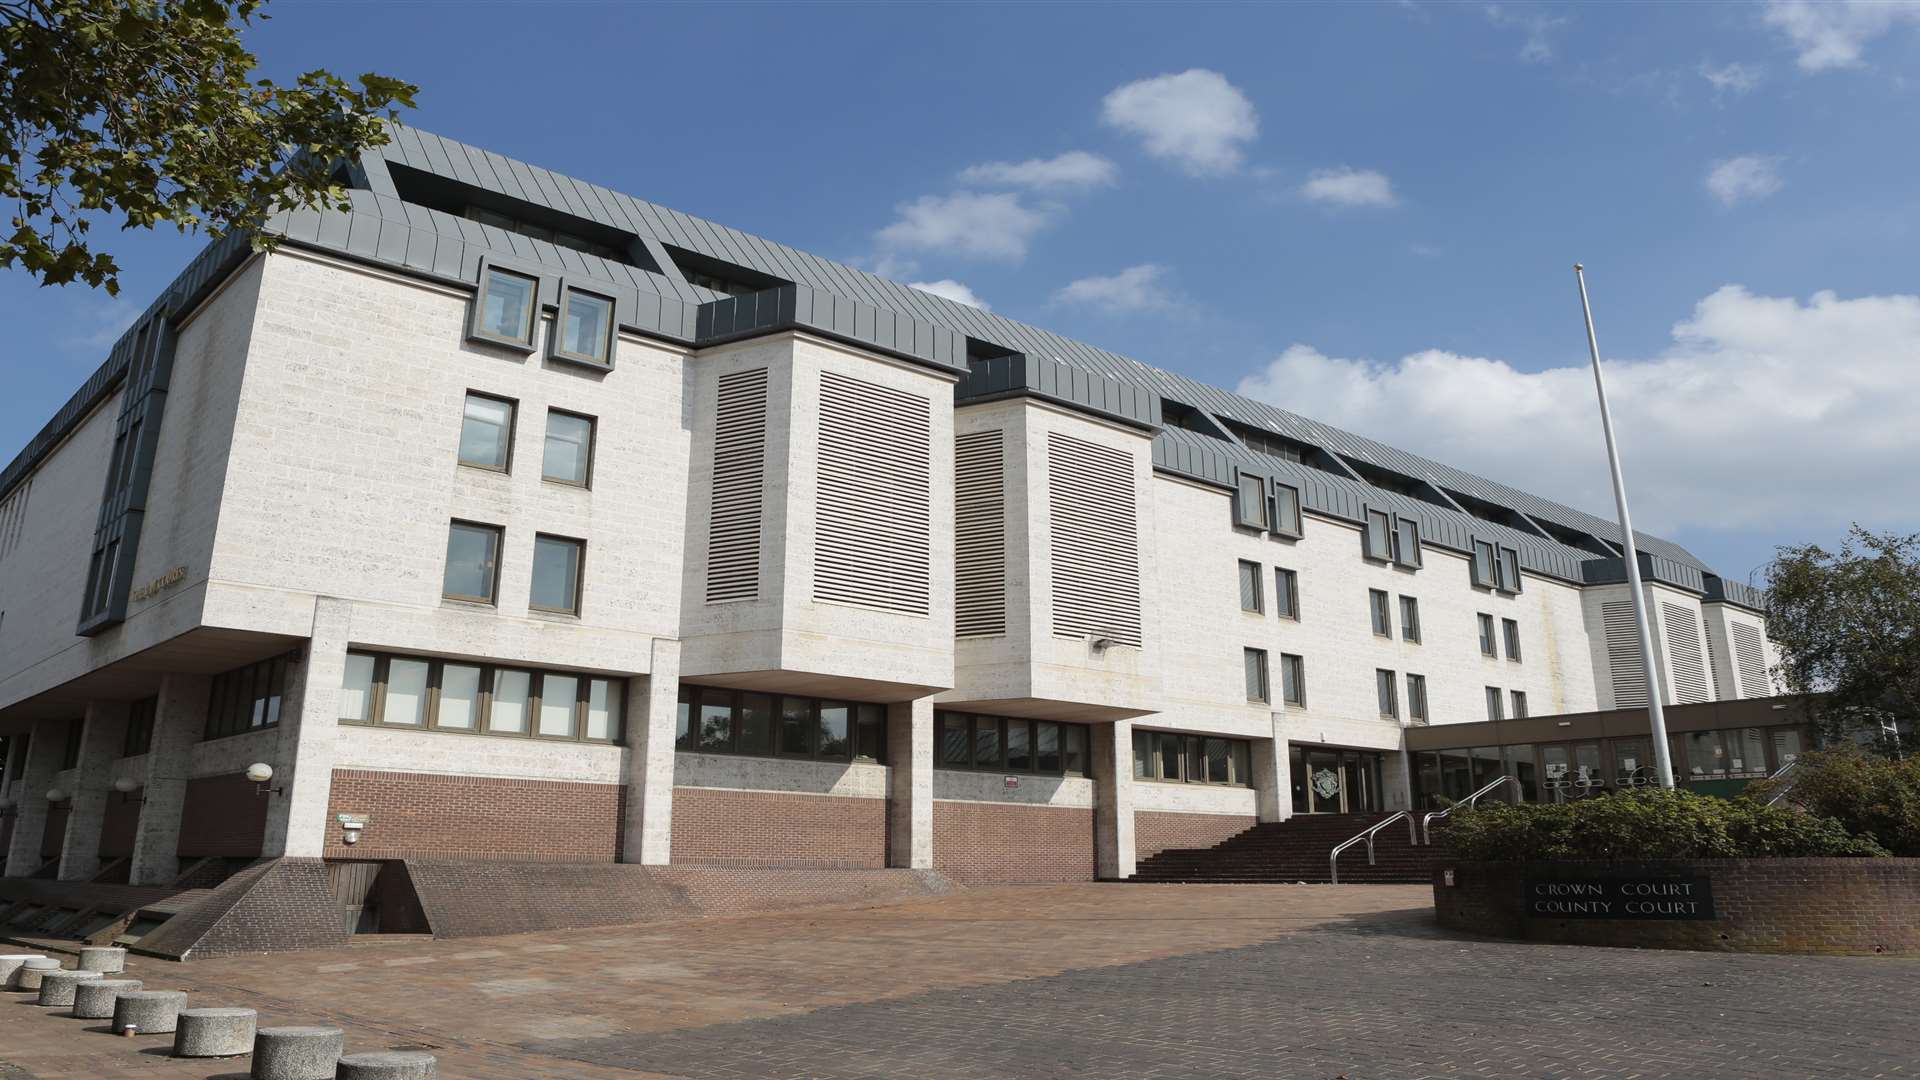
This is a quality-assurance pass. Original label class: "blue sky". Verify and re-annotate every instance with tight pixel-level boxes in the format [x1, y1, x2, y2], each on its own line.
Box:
[3, 1, 1917, 584]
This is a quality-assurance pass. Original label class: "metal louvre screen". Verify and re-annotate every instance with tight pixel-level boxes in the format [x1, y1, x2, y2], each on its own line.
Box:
[1705, 622, 1726, 700]
[813, 371, 932, 615]
[1731, 621, 1768, 697]
[954, 429, 1007, 637]
[1602, 599, 1648, 708]
[705, 368, 768, 603]
[1048, 432, 1142, 647]
[1662, 601, 1711, 704]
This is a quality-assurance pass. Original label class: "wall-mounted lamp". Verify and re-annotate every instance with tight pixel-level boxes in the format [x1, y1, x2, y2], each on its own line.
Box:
[45, 787, 70, 803]
[112, 776, 144, 804]
[246, 762, 282, 797]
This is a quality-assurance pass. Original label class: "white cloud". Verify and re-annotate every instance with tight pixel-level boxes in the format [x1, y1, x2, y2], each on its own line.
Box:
[1232, 285, 1920, 539]
[1705, 155, 1784, 206]
[1483, 3, 1568, 64]
[1053, 264, 1177, 313]
[876, 192, 1052, 261]
[958, 151, 1117, 192]
[1763, 0, 1920, 72]
[908, 279, 990, 311]
[1409, 243, 1443, 258]
[1100, 69, 1258, 177]
[1699, 60, 1763, 96]
[1300, 167, 1399, 208]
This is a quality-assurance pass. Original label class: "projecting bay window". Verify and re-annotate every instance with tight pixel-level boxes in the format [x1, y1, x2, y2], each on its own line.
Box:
[1272, 481, 1304, 539]
[1474, 537, 1523, 593]
[1233, 470, 1270, 531]
[1472, 540, 1497, 588]
[341, 650, 624, 743]
[469, 264, 540, 350]
[1130, 729, 1253, 786]
[203, 652, 297, 740]
[1238, 560, 1264, 613]
[938, 712, 1088, 776]
[551, 284, 616, 368]
[680, 685, 887, 763]
[1393, 515, 1423, 568]
[1497, 546, 1523, 593]
[1363, 507, 1394, 562]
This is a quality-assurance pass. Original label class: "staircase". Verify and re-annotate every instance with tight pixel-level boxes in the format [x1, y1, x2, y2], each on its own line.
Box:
[1130, 812, 1444, 884]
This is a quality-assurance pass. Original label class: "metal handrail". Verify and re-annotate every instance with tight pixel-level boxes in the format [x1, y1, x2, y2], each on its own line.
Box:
[1420, 775, 1517, 846]
[1761, 757, 1803, 807]
[1329, 811, 1415, 885]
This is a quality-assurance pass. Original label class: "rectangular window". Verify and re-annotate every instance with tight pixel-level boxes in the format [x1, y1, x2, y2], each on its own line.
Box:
[1244, 647, 1270, 703]
[1393, 516, 1423, 568]
[202, 651, 295, 740]
[123, 696, 158, 757]
[1399, 595, 1421, 643]
[384, 658, 430, 726]
[1281, 653, 1306, 707]
[935, 712, 1091, 775]
[673, 686, 889, 762]
[1486, 686, 1505, 721]
[816, 701, 852, 759]
[940, 712, 969, 766]
[530, 534, 584, 615]
[1497, 546, 1523, 594]
[1377, 668, 1399, 719]
[457, 393, 515, 472]
[1363, 507, 1393, 561]
[62, 719, 83, 769]
[1406, 674, 1428, 724]
[1129, 728, 1252, 786]
[585, 678, 624, 741]
[541, 410, 594, 487]
[973, 718, 1003, 768]
[1503, 618, 1522, 662]
[854, 703, 886, 763]
[1062, 725, 1087, 776]
[1274, 568, 1299, 620]
[1510, 690, 1529, 719]
[473, 265, 538, 348]
[700, 687, 737, 752]
[1472, 540, 1497, 588]
[1234, 472, 1269, 530]
[779, 695, 812, 756]
[553, 286, 615, 366]
[1369, 589, 1391, 637]
[1272, 482, 1303, 538]
[1036, 722, 1060, 772]
[340, 653, 376, 722]
[490, 669, 530, 734]
[538, 673, 579, 738]
[438, 664, 482, 730]
[1237, 560, 1263, 613]
[334, 652, 622, 743]
[1478, 613, 1497, 657]
[737, 691, 774, 755]
[443, 521, 502, 604]
[1005, 719, 1031, 770]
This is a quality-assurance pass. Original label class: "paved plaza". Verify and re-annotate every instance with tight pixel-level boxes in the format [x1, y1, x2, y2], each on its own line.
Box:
[3, 883, 1915, 1079]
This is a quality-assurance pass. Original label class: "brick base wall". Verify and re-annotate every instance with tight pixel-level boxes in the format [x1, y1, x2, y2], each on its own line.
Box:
[98, 793, 140, 859]
[933, 800, 1096, 883]
[670, 787, 889, 869]
[178, 774, 268, 858]
[1134, 811, 1257, 862]
[324, 770, 623, 861]
[137, 858, 349, 960]
[1436, 859, 1920, 955]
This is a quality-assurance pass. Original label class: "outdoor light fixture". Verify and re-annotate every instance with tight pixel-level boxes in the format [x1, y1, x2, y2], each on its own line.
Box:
[112, 776, 144, 804]
[45, 787, 69, 802]
[246, 762, 282, 797]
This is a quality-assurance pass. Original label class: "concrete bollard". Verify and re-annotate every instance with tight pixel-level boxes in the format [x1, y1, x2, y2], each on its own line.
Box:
[37, 969, 103, 1007]
[113, 990, 189, 1035]
[15, 957, 63, 991]
[173, 1007, 258, 1058]
[336, 1051, 439, 1079]
[72, 978, 144, 1019]
[250, 1026, 345, 1080]
[78, 946, 127, 973]
[1, 954, 48, 989]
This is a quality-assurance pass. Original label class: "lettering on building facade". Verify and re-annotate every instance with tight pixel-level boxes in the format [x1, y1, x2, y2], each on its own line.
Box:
[129, 565, 188, 603]
[1523, 875, 1715, 920]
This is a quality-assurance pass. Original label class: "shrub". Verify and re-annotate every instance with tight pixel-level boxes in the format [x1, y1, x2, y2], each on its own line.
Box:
[1443, 787, 1887, 861]
[1748, 748, 1920, 856]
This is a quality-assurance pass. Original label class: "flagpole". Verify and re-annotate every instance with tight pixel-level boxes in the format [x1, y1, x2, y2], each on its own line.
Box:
[1574, 264, 1675, 790]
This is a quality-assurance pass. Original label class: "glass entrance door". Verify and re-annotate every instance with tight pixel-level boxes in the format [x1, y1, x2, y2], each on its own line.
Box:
[1290, 747, 1384, 814]
[1540, 742, 1605, 802]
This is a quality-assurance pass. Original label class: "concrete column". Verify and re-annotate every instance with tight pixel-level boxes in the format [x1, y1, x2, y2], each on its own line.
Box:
[620, 638, 679, 865]
[4, 718, 67, 877]
[129, 674, 209, 885]
[1093, 719, 1135, 880]
[263, 596, 352, 858]
[58, 701, 128, 881]
[1252, 733, 1291, 824]
[886, 695, 933, 869]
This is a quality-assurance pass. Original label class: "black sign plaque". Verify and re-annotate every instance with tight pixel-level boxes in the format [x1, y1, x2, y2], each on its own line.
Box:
[1523, 875, 1715, 920]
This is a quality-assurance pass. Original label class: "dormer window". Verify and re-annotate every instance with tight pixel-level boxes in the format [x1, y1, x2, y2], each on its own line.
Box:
[469, 264, 539, 351]
[1393, 516, 1422, 568]
[1363, 507, 1393, 561]
[1272, 481, 1303, 539]
[552, 285, 615, 368]
[1234, 471, 1269, 530]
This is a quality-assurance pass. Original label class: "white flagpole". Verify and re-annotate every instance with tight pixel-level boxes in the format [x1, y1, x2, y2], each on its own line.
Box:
[1574, 264, 1675, 790]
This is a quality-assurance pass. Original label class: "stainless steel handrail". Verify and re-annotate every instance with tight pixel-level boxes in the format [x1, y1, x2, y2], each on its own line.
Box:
[1761, 757, 1803, 807]
[1420, 775, 1517, 845]
[1329, 811, 1415, 885]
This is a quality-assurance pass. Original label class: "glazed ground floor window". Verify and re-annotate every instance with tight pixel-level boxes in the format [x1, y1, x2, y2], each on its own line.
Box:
[1131, 729, 1251, 786]
[939, 711, 1089, 776]
[339, 650, 623, 743]
[678, 684, 886, 763]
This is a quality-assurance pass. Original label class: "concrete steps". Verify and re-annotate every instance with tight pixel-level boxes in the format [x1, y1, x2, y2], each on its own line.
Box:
[1131, 813, 1443, 885]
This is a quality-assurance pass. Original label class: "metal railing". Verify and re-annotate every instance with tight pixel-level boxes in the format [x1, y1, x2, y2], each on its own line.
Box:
[1761, 757, 1803, 807]
[1329, 811, 1415, 885]
[1420, 775, 1517, 846]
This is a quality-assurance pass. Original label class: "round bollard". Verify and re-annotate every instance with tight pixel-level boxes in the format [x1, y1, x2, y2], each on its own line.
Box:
[16, 957, 63, 991]
[72, 978, 143, 1019]
[250, 1026, 345, 1080]
[37, 969, 102, 1006]
[173, 1007, 257, 1058]
[113, 990, 188, 1035]
[1, 954, 48, 989]
[336, 1051, 439, 1079]
[78, 946, 127, 973]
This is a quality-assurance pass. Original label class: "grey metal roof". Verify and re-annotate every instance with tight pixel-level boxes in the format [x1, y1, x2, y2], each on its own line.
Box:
[3, 126, 1736, 596]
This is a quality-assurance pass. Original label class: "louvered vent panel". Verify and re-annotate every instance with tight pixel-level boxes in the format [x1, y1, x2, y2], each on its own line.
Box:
[1704, 623, 1726, 701]
[813, 371, 932, 615]
[1662, 602, 1711, 704]
[705, 368, 768, 604]
[954, 429, 1007, 636]
[1731, 621, 1769, 697]
[1602, 600, 1648, 708]
[1048, 433, 1142, 647]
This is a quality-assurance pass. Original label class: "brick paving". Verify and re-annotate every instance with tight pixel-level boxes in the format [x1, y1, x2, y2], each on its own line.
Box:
[4, 882, 1916, 1079]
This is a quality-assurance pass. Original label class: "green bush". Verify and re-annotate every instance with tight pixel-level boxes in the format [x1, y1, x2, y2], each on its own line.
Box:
[1443, 787, 1887, 861]
[1748, 748, 1920, 856]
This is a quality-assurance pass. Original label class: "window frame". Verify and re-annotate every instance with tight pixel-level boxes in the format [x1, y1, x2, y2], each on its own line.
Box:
[202, 651, 296, 741]
[549, 282, 618, 369]
[1406, 673, 1428, 724]
[1362, 506, 1394, 562]
[1244, 647, 1271, 704]
[1376, 668, 1399, 720]
[456, 390, 518, 474]
[529, 532, 586, 617]
[934, 711, 1090, 777]
[467, 260, 543, 352]
[442, 520, 504, 606]
[1399, 595, 1421, 643]
[541, 408, 597, 488]
[1477, 612, 1497, 658]
[1368, 588, 1392, 637]
[1496, 545, 1524, 594]
[1485, 686, 1505, 721]
[1232, 468, 1271, 531]
[1237, 559, 1264, 614]
[1274, 567, 1300, 621]
[683, 685, 892, 765]
[1130, 727, 1253, 786]
[1503, 617, 1523, 662]
[1471, 538, 1498, 589]
[1511, 689, 1529, 719]
[1392, 515, 1423, 568]
[339, 650, 625, 744]
[1280, 653, 1306, 707]
[1271, 480, 1304, 539]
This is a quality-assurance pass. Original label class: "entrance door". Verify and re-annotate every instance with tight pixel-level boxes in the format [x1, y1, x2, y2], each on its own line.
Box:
[1541, 742, 1605, 802]
[1291, 748, 1383, 814]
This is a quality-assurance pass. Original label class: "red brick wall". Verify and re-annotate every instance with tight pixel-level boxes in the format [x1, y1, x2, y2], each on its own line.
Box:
[670, 787, 888, 869]
[98, 792, 140, 858]
[178, 774, 269, 858]
[324, 770, 623, 861]
[933, 799, 1096, 883]
[1134, 811, 1257, 861]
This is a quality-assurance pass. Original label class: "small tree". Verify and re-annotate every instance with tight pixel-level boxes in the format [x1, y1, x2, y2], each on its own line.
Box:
[1, 0, 416, 293]
[1748, 748, 1920, 856]
[1766, 526, 1920, 752]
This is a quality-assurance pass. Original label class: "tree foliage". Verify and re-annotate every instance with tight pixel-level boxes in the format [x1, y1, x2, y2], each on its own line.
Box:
[1443, 787, 1885, 861]
[1766, 526, 1920, 749]
[1748, 748, 1920, 856]
[1, 0, 415, 293]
